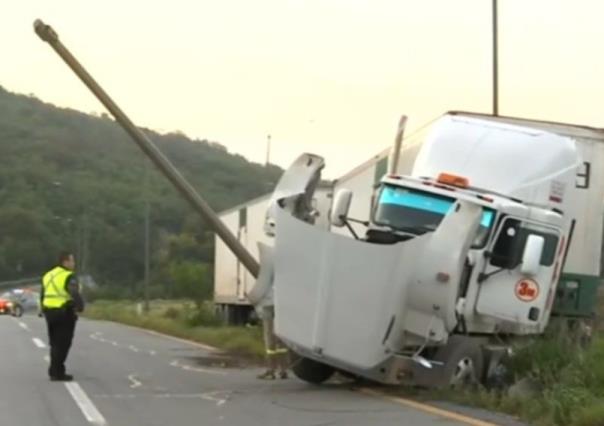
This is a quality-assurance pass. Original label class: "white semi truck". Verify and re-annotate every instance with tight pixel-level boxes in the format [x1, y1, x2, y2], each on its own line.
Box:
[37, 21, 603, 388]
[261, 111, 604, 386]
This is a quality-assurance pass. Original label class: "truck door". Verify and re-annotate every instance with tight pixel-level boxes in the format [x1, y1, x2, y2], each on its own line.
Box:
[476, 217, 563, 326]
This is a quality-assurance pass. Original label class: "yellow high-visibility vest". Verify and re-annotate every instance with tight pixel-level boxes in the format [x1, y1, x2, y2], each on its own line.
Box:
[42, 266, 72, 309]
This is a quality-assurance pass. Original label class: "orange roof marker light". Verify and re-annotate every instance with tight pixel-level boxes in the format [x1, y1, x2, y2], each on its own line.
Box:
[437, 173, 470, 188]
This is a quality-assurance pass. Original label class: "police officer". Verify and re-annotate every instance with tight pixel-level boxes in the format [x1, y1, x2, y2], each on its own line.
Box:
[41, 252, 84, 381]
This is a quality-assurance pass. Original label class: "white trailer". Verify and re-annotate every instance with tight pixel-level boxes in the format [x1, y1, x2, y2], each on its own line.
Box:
[214, 194, 273, 324]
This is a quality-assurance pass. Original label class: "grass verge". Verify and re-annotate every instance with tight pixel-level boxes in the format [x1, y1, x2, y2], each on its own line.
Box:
[402, 332, 604, 426]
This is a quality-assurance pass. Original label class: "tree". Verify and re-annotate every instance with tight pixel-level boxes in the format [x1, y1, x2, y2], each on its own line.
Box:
[168, 261, 212, 307]
[0, 85, 283, 294]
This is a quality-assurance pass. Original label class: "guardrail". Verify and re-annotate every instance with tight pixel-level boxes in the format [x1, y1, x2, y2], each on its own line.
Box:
[0, 278, 40, 290]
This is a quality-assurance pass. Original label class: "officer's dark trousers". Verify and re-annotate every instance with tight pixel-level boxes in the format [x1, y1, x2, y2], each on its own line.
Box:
[44, 308, 77, 378]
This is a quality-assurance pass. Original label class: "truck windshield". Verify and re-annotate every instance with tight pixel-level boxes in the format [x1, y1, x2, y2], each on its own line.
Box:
[374, 185, 495, 247]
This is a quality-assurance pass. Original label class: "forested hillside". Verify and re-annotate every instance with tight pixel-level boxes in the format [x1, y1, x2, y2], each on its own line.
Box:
[0, 85, 282, 297]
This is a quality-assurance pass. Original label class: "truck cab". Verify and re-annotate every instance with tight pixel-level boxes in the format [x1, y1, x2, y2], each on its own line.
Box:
[368, 172, 568, 335]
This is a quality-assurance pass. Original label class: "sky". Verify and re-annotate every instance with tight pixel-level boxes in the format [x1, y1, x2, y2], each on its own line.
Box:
[2, 0, 604, 178]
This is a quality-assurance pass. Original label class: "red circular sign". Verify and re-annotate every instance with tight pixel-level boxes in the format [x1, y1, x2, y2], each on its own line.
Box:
[515, 279, 540, 302]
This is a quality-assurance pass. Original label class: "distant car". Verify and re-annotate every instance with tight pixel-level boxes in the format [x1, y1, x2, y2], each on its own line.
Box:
[0, 298, 14, 315]
[0, 289, 39, 317]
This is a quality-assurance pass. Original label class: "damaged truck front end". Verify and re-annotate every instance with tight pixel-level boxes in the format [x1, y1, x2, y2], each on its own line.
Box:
[262, 153, 482, 385]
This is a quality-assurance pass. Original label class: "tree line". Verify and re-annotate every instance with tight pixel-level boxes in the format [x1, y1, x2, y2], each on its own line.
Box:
[0, 85, 282, 300]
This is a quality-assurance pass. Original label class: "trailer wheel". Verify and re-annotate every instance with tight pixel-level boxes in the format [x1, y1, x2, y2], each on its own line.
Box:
[292, 356, 335, 385]
[435, 337, 484, 388]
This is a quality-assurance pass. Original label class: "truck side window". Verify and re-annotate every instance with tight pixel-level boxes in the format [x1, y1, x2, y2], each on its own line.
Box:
[490, 219, 559, 269]
[490, 219, 521, 269]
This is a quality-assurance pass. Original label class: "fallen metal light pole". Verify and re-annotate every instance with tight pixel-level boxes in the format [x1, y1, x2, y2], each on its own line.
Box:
[34, 19, 260, 278]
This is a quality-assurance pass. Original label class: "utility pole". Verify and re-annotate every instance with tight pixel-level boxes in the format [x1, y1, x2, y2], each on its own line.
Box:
[35, 19, 260, 278]
[143, 159, 150, 313]
[76, 217, 83, 270]
[265, 134, 271, 166]
[81, 213, 89, 275]
[492, 0, 499, 116]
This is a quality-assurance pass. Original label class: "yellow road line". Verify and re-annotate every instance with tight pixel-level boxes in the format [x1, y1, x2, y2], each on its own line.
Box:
[359, 388, 500, 426]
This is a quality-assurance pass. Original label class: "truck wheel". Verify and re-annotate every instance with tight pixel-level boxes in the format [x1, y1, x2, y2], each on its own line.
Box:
[434, 337, 484, 388]
[292, 357, 335, 384]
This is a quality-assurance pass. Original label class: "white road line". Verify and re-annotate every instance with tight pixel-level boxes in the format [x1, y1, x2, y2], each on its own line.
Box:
[95, 393, 218, 400]
[90, 332, 117, 347]
[201, 390, 231, 406]
[145, 329, 218, 352]
[169, 359, 227, 376]
[90, 332, 102, 341]
[95, 393, 137, 399]
[65, 382, 107, 425]
[32, 337, 47, 349]
[91, 332, 157, 356]
[127, 374, 142, 389]
[19, 321, 30, 331]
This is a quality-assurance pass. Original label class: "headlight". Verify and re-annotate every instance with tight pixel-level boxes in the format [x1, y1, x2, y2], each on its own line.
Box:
[6, 302, 12, 308]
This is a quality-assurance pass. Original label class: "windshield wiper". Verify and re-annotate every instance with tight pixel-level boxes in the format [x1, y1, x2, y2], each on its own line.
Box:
[376, 224, 429, 236]
[395, 225, 434, 235]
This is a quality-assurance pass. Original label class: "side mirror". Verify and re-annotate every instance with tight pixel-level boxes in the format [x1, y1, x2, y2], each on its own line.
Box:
[520, 234, 545, 276]
[330, 189, 353, 227]
[263, 201, 278, 236]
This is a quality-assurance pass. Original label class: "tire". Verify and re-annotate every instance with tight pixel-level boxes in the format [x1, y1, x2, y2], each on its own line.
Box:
[292, 356, 335, 385]
[434, 336, 485, 388]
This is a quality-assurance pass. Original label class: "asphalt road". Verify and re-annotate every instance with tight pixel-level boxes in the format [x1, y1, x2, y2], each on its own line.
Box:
[0, 313, 517, 426]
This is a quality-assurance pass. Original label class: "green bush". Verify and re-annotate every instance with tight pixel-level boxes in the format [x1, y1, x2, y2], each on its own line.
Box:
[168, 261, 212, 306]
[163, 306, 181, 320]
[84, 285, 136, 302]
[504, 334, 578, 385]
[573, 401, 604, 426]
[495, 332, 601, 425]
[424, 329, 604, 426]
[543, 384, 595, 425]
[185, 304, 221, 327]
